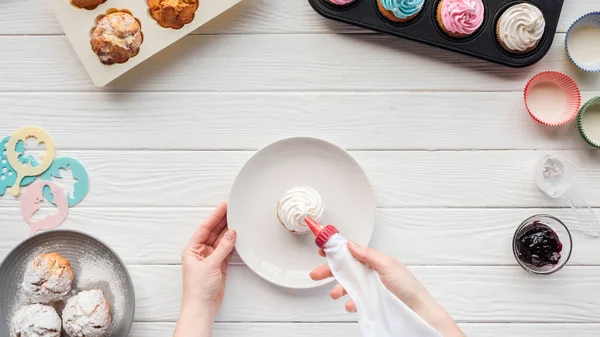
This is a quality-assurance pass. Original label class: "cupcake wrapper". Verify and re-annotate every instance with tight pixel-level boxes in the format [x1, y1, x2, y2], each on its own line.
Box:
[577, 96, 600, 148]
[524, 71, 581, 126]
[566, 12, 600, 72]
[276, 202, 308, 235]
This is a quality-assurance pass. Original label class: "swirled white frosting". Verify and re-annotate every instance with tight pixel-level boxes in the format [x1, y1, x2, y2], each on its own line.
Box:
[498, 3, 545, 52]
[277, 186, 324, 233]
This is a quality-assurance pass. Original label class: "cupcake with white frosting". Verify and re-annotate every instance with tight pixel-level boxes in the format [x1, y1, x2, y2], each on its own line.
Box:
[277, 186, 325, 234]
[497, 3, 545, 54]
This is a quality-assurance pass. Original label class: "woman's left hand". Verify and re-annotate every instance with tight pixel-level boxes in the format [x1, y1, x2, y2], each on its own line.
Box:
[176, 202, 237, 337]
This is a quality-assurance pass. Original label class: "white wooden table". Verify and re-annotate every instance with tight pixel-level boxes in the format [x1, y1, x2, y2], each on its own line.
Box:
[2, 0, 600, 336]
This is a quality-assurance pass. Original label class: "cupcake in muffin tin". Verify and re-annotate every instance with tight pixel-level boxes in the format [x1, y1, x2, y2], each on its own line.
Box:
[377, 0, 426, 23]
[148, 0, 200, 29]
[90, 11, 144, 65]
[316, 0, 551, 61]
[71, 0, 106, 10]
[436, 0, 485, 39]
[496, 3, 545, 54]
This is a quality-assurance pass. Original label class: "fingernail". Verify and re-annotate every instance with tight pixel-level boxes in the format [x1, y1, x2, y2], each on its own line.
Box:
[225, 229, 235, 240]
[348, 241, 358, 248]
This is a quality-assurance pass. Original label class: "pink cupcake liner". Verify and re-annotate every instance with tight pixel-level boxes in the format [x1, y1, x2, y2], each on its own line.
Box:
[524, 71, 581, 126]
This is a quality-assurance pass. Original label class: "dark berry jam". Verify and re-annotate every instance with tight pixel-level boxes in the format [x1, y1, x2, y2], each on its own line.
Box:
[516, 221, 563, 268]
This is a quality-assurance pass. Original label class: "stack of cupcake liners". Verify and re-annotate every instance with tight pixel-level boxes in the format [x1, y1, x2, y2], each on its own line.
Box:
[521, 11, 600, 148]
[566, 12, 600, 73]
[577, 96, 600, 148]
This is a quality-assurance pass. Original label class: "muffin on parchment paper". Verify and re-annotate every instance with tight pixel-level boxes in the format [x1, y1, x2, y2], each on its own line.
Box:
[63, 289, 112, 337]
[22, 252, 74, 304]
[10, 304, 62, 337]
[90, 11, 144, 65]
[71, 0, 106, 10]
[148, 0, 200, 29]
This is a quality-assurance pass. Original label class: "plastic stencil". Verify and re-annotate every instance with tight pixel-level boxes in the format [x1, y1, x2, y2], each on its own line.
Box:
[41, 157, 90, 207]
[6, 127, 56, 196]
[20, 181, 69, 236]
[0, 136, 38, 196]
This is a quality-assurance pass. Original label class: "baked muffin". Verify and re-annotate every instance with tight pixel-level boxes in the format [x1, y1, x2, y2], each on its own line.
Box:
[22, 252, 74, 304]
[277, 186, 325, 235]
[91, 12, 143, 65]
[10, 304, 62, 337]
[148, 0, 199, 29]
[63, 289, 112, 337]
[71, 0, 106, 10]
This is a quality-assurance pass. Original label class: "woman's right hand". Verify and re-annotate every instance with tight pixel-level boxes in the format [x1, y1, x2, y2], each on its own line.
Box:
[310, 241, 465, 337]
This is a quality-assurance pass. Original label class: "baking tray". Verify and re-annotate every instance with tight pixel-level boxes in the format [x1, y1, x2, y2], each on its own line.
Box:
[308, 0, 564, 67]
[50, 0, 243, 87]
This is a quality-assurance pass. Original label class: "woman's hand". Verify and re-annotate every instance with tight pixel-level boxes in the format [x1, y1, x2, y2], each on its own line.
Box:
[310, 241, 465, 337]
[175, 203, 237, 337]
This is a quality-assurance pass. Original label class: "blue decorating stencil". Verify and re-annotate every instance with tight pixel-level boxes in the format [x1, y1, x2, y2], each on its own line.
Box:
[40, 157, 89, 207]
[0, 136, 38, 196]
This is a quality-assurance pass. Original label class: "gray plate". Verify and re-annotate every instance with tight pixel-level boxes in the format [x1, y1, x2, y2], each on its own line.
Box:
[0, 230, 135, 336]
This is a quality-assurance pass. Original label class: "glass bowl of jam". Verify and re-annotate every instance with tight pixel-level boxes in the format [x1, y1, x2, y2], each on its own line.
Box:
[513, 215, 572, 275]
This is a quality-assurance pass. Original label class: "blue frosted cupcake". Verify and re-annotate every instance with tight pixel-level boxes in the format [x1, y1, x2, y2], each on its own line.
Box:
[377, 0, 425, 23]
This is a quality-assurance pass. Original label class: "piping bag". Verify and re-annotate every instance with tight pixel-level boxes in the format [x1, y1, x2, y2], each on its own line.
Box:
[305, 217, 441, 337]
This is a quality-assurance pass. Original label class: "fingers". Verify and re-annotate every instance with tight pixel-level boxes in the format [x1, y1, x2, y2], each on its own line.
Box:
[347, 241, 394, 272]
[206, 216, 228, 246]
[188, 203, 227, 246]
[207, 229, 237, 265]
[318, 249, 326, 257]
[310, 263, 333, 281]
[330, 284, 347, 299]
[345, 300, 357, 313]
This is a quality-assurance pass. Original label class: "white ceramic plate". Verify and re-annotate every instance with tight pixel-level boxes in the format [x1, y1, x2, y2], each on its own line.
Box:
[228, 137, 376, 289]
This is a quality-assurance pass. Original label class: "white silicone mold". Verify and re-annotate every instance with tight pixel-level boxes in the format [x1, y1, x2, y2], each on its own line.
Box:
[50, 0, 243, 87]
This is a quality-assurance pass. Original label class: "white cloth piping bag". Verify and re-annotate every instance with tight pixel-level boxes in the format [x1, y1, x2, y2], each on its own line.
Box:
[305, 217, 442, 337]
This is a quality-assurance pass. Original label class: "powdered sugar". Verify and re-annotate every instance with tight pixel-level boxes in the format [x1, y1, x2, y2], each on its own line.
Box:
[10, 304, 62, 337]
[72, 251, 127, 336]
[22, 253, 73, 304]
[63, 289, 112, 337]
[5, 236, 131, 337]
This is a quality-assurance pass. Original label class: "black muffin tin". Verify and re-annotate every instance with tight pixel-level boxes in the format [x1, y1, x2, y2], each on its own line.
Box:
[308, 0, 564, 67]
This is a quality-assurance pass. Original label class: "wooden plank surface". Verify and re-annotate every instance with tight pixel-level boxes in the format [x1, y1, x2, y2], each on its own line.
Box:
[2, 0, 600, 333]
[126, 265, 600, 322]
[2, 34, 600, 92]
[1, 150, 600, 208]
[2, 207, 599, 266]
[128, 323, 600, 337]
[1, 92, 598, 151]
[0, 0, 597, 35]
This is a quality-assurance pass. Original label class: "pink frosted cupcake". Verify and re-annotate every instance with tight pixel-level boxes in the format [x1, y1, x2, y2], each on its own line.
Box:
[437, 0, 485, 38]
[326, 0, 356, 5]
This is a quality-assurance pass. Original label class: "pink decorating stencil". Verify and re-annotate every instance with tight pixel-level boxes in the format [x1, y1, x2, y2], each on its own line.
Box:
[20, 181, 69, 236]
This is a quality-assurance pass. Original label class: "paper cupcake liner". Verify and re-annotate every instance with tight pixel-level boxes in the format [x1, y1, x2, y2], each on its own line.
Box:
[566, 12, 600, 72]
[524, 71, 581, 126]
[577, 96, 600, 148]
[276, 202, 307, 235]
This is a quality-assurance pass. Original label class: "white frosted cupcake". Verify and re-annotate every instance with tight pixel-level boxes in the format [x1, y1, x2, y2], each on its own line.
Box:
[277, 186, 325, 234]
[497, 3, 545, 54]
